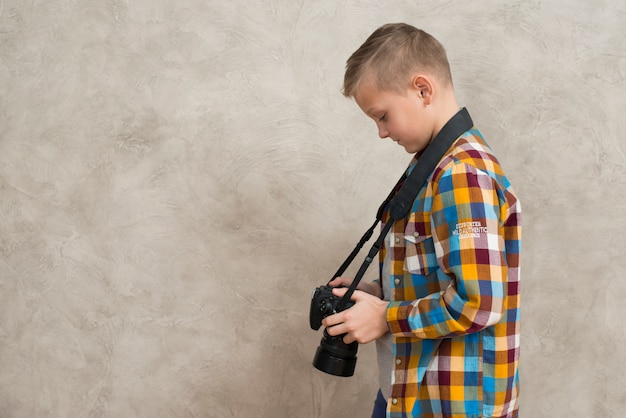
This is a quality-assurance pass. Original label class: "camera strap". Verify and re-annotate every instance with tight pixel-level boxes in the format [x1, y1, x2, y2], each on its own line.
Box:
[332, 108, 474, 311]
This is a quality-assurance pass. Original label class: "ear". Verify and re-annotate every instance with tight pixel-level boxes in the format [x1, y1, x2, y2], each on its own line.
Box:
[410, 75, 434, 105]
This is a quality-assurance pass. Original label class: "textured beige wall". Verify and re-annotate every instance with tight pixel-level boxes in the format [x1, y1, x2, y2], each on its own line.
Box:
[1, 0, 625, 417]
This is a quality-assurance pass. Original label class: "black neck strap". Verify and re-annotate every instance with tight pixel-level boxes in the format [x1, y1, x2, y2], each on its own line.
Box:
[332, 108, 474, 310]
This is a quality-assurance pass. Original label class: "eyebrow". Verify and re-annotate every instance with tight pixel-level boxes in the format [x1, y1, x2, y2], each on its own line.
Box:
[365, 107, 381, 117]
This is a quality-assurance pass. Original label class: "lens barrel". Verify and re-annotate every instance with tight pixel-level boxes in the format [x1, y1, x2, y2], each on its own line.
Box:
[312, 330, 358, 377]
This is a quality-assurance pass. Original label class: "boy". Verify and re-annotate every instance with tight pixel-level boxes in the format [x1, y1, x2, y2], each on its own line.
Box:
[322, 23, 521, 417]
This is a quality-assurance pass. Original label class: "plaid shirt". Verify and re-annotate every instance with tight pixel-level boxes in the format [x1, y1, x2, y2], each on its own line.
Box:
[379, 127, 521, 418]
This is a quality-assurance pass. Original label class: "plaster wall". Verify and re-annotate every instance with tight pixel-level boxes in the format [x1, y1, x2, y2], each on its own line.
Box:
[1, 1, 625, 417]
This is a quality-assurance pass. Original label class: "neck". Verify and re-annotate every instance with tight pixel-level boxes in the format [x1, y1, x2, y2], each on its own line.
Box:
[432, 93, 461, 139]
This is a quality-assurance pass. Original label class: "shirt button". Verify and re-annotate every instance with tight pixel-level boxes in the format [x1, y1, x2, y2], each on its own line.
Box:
[394, 237, 401, 244]
[413, 232, 419, 238]
[392, 398, 398, 405]
[396, 358, 402, 365]
[394, 278, 401, 285]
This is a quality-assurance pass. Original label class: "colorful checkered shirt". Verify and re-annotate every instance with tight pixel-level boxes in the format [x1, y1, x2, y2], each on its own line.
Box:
[379, 126, 521, 417]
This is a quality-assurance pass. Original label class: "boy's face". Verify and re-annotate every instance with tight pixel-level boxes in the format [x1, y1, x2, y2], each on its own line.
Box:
[354, 77, 435, 154]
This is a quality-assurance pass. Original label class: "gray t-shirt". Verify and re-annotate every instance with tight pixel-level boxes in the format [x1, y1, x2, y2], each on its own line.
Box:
[376, 230, 394, 400]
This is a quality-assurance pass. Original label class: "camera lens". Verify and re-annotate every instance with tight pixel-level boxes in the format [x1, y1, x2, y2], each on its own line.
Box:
[312, 329, 358, 377]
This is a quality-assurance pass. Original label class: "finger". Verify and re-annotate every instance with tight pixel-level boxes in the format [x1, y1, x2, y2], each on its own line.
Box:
[328, 277, 351, 287]
[327, 277, 343, 286]
[322, 312, 344, 328]
[332, 287, 365, 301]
[331, 287, 348, 297]
[325, 323, 347, 337]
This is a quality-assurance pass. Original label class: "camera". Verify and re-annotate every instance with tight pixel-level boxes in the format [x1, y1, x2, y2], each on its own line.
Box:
[309, 285, 358, 377]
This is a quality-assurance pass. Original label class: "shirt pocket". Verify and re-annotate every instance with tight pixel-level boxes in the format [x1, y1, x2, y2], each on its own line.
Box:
[404, 234, 438, 276]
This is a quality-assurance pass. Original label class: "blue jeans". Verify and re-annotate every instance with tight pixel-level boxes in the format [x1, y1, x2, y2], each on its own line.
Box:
[372, 389, 387, 418]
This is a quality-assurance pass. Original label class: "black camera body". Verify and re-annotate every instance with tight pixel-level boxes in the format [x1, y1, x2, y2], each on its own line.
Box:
[309, 285, 358, 377]
[309, 285, 355, 330]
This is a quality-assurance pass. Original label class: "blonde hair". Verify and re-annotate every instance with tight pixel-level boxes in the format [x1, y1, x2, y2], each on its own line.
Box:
[343, 23, 453, 98]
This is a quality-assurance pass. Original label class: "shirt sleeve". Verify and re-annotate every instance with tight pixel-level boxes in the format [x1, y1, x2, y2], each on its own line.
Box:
[386, 162, 508, 339]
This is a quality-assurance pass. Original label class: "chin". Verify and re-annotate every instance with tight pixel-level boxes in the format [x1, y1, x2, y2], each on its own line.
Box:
[407, 143, 429, 154]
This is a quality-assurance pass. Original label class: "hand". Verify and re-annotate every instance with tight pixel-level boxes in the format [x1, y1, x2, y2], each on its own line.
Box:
[327, 277, 383, 299]
[321, 287, 389, 344]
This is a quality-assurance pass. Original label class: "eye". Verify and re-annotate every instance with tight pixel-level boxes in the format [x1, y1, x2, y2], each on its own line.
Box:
[379, 113, 387, 122]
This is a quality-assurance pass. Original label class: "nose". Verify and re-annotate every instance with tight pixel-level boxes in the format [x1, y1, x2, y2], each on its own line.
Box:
[377, 124, 389, 139]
